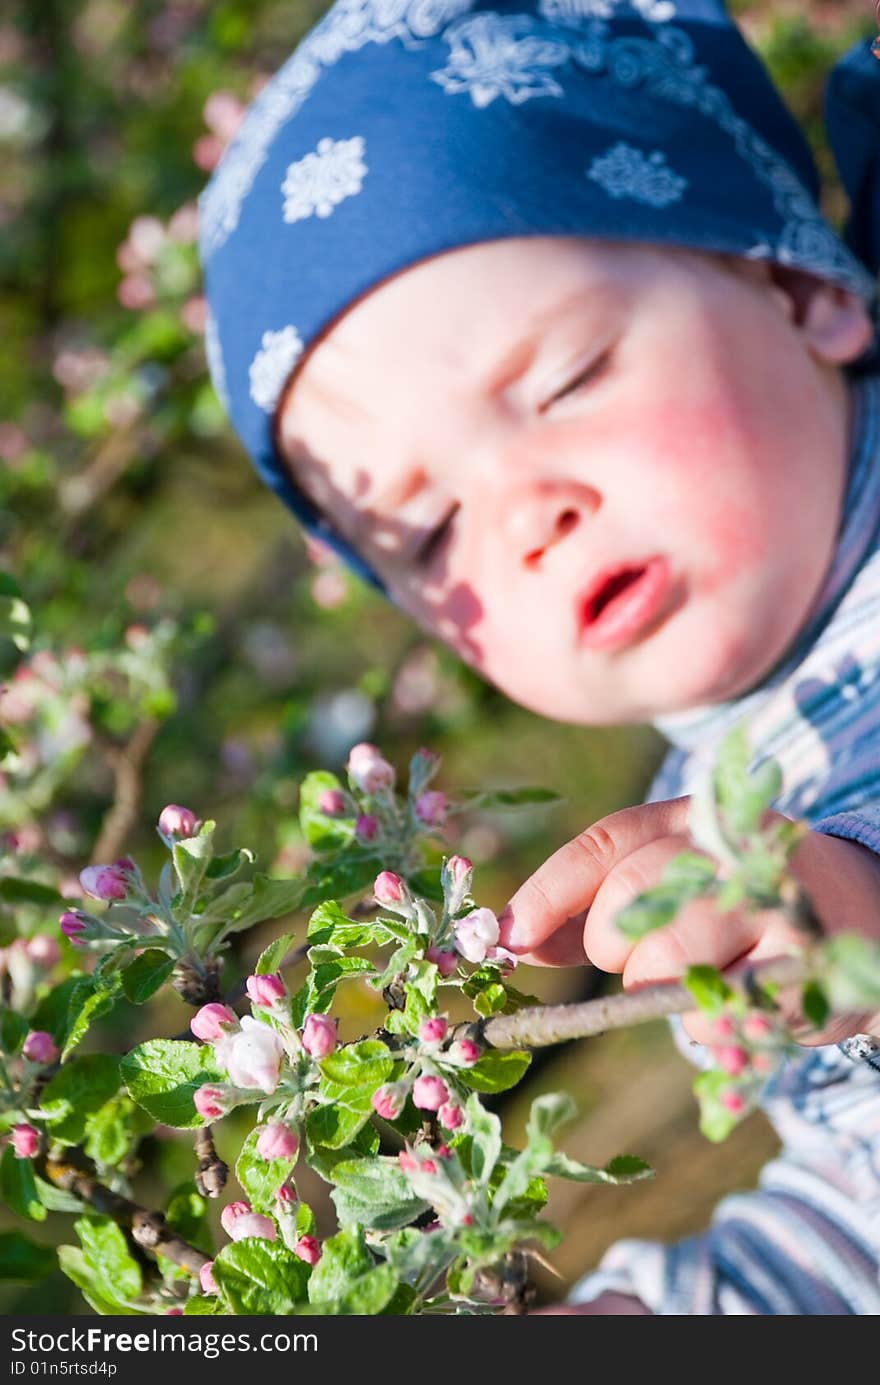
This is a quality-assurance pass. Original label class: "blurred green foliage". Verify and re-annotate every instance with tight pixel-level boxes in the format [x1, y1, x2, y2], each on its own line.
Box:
[0, 0, 875, 1312]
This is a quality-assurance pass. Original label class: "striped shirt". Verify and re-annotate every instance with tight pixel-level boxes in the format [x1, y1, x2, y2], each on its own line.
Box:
[570, 368, 880, 1315]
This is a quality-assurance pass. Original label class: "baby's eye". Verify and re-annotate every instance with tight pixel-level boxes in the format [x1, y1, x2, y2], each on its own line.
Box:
[540, 347, 613, 412]
[414, 503, 459, 569]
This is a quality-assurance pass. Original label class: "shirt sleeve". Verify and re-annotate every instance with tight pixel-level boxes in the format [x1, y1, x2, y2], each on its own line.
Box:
[567, 1043, 880, 1315]
[810, 803, 880, 855]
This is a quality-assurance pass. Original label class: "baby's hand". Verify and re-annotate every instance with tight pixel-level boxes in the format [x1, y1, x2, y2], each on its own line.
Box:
[497, 797, 880, 1045]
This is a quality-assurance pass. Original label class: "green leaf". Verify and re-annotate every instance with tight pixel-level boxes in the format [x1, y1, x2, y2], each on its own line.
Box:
[0, 1232, 54, 1281]
[255, 931, 296, 974]
[801, 980, 830, 1029]
[57, 1246, 141, 1316]
[165, 1184, 213, 1257]
[457, 1049, 531, 1094]
[0, 878, 63, 906]
[0, 572, 32, 652]
[183, 1295, 223, 1315]
[319, 1040, 394, 1092]
[83, 1094, 149, 1169]
[235, 1127, 298, 1213]
[214, 874, 308, 939]
[31, 977, 85, 1047]
[40, 1055, 122, 1146]
[307, 1226, 374, 1306]
[291, 954, 376, 1025]
[526, 1092, 577, 1141]
[60, 969, 124, 1060]
[615, 851, 717, 942]
[213, 1239, 310, 1315]
[329, 1157, 430, 1231]
[692, 1069, 744, 1143]
[820, 935, 880, 1011]
[34, 1177, 85, 1214]
[120, 1040, 222, 1128]
[305, 1100, 373, 1152]
[0, 1009, 28, 1055]
[205, 847, 254, 883]
[121, 949, 175, 1004]
[299, 771, 355, 852]
[296, 854, 386, 913]
[466, 1094, 502, 1184]
[0, 1149, 46, 1222]
[172, 820, 216, 908]
[307, 897, 403, 949]
[684, 965, 733, 1016]
[543, 1151, 653, 1183]
[714, 727, 782, 838]
[306, 1124, 380, 1182]
[335, 1262, 400, 1315]
[75, 1215, 142, 1303]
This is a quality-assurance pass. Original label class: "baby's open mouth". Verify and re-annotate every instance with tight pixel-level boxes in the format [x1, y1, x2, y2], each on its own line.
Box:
[584, 566, 647, 623]
[577, 558, 672, 651]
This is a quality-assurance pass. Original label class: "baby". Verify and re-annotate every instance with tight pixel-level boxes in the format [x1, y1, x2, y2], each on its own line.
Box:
[200, 0, 880, 1313]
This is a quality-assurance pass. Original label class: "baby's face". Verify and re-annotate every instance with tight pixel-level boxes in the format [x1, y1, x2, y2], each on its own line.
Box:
[276, 237, 870, 724]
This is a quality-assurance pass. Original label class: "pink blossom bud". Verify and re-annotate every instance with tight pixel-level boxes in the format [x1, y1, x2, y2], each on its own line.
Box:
[414, 791, 448, 826]
[439, 1102, 463, 1131]
[716, 1046, 749, 1077]
[192, 133, 223, 171]
[418, 1017, 448, 1045]
[447, 1039, 480, 1067]
[743, 1014, 773, 1040]
[346, 742, 396, 795]
[203, 91, 245, 142]
[355, 814, 379, 843]
[199, 1261, 218, 1294]
[79, 864, 127, 901]
[245, 973, 286, 1008]
[302, 1013, 337, 1059]
[128, 215, 166, 264]
[25, 935, 60, 968]
[228, 1212, 277, 1243]
[294, 1235, 321, 1266]
[114, 857, 136, 874]
[720, 1089, 746, 1114]
[158, 804, 202, 839]
[275, 1183, 297, 1206]
[426, 946, 458, 978]
[22, 1031, 58, 1065]
[421, 1159, 437, 1175]
[712, 1016, 735, 1040]
[190, 1003, 238, 1043]
[447, 855, 472, 884]
[59, 912, 87, 942]
[193, 1084, 232, 1120]
[435, 1145, 452, 1159]
[752, 1053, 775, 1073]
[373, 871, 404, 905]
[180, 295, 207, 334]
[256, 1122, 299, 1160]
[117, 274, 156, 311]
[317, 789, 347, 816]
[220, 1201, 251, 1236]
[11, 1123, 39, 1159]
[453, 908, 500, 964]
[213, 1018, 284, 1094]
[371, 1083, 407, 1120]
[165, 1309, 183, 1315]
[398, 1150, 418, 1173]
[412, 1075, 448, 1111]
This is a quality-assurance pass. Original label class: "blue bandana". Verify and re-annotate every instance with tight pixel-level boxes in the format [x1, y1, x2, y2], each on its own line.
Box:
[199, 0, 880, 596]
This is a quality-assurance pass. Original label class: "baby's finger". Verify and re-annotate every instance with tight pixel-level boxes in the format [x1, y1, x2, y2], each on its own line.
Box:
[619, 894, 766, 994]
[582, 831, 696, 972]
[507, 910, 589, 968]
[498, 797, 692, 955]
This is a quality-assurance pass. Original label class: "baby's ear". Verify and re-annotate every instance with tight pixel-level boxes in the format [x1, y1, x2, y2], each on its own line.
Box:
[763, 261, 875, 366]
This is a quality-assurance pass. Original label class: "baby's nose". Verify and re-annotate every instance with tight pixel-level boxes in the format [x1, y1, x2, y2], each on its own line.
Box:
[505, 484, 601, 568]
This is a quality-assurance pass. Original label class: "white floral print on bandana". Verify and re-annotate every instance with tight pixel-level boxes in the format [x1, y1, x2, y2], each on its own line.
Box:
[282, 135, 369, 223]
[249, 326, 305, 412]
